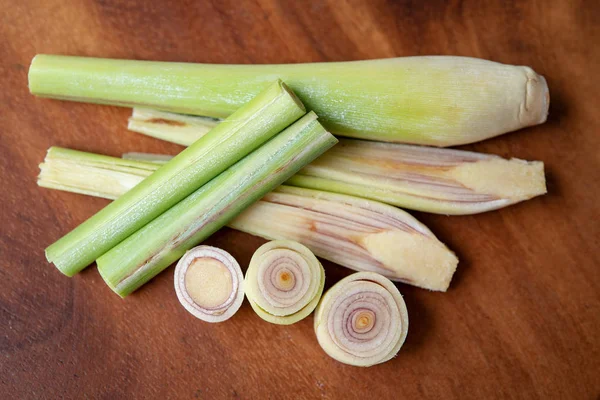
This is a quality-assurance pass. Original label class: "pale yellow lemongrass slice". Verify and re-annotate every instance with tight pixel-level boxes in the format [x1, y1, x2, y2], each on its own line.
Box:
[174, 246, 244, 323]
[245, 240, 325, 325]
[314, 272, 408, 367]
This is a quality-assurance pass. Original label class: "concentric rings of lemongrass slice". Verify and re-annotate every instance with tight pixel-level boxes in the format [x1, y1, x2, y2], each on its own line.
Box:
[245, 240, 325, 325]
[174, 246, 244, 323]
[314, 272, 409, 367]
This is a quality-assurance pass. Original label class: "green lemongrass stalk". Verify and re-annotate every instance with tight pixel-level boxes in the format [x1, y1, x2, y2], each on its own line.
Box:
[126, 109, 547, 215]
[29, 54, 549, 146]
[45, 80, 306, 276]
[38, 149, 457, 291]
[245, 240, 325, 325]
[314, 272, 409, 367]
[96, 113, 336, 297]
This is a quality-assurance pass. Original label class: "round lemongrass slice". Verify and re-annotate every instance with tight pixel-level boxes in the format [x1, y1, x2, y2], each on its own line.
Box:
[174, 246, 244, 323]
[314, 272, 409, 367]
[245, 240, 325, 325]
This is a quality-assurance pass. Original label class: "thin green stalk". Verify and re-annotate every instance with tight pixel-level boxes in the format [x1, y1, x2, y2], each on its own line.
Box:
[96, 112, 336, 296]
[29, 54, 549, 146]
[45, 80, 305, 276]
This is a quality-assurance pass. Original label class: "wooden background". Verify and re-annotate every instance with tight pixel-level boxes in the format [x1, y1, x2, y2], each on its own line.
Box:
[1, 0, 598, 398]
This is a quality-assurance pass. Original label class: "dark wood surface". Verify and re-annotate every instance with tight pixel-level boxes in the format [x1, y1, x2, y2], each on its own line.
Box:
[1, 0, 599, 398]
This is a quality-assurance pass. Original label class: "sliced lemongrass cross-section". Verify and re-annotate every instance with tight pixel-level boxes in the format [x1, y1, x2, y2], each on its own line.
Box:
[125, 112, 547, 215]
[174, 246, 244, 323]
[314, 272, 409, 367]
[245, 240, 325, 325]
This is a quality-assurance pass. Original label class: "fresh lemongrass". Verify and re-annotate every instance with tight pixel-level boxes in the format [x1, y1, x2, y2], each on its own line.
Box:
[231, 186, 458, 291]
[126, 110, 547, 215]
[128, 108, 220, 146]
[245, 240, 325, 325]
[121, 152, 171, 164]
[314, 272, 409, 367]
[29, 54, 549, 146]
[174, 246, 244, 323]
[96, 113, 336, 297]
[289, 139, 547, 215]
[38, 151, 457, 291]
[45, 80, 306, 277]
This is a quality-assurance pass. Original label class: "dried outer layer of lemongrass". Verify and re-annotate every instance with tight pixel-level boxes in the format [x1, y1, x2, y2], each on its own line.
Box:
[96, 113, 337, 297]
[38, 151, 457, 291]
[29, 54, 549, 146]
[314, 272, 409, 367]
[245, 240, 325, 325]
[45, 80, 305, 277]
[126, 109, 547, 215]
[174, 246, 244, 323]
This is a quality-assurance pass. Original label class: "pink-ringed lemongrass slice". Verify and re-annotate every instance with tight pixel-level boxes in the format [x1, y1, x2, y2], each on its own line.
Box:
[314, 272, 408, 367]
[245, 240, 325, 325]
[174, 246, 244, 323]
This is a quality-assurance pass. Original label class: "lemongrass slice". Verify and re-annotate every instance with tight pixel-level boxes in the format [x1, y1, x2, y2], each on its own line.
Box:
[174, 246, 244, 323]
[314, 272, 408, 367]
[245, 240, 325, 325]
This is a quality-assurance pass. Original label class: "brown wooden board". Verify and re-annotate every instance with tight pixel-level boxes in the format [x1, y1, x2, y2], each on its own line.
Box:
[1, 0, 598, 398]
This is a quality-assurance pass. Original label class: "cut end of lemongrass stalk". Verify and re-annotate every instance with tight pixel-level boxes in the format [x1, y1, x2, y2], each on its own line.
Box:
[231, 186, 458, 291]
[522, 71, 549, 126]
[314, 272, 409, 367]
[38, 147, 159, 201]
[288, 139, 547, 215]
[174, 246, 244, 323]
[127, 108, 220, 146]
[245, 240, 325, 325]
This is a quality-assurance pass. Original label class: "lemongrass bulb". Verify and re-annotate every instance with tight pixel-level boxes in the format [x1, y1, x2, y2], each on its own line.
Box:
[245, 240, 325, 325]
[314, 272, 409, 366]
[174, 246, 244, 323]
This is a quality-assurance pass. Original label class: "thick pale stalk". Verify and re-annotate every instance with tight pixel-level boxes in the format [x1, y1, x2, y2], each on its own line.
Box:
[39, 149, 457, 291]
[126, 110, 547, 215]
[314, 272, 409, 367]
[245, 240, 325, 325]
[96, 113, 336, 297]
[174, 246, 244, 323]
[45, 80, 305, 276]
[29, 54, 549, 146]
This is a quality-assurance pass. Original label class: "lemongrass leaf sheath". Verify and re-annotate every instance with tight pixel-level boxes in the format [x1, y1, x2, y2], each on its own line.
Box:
[38, 151, 456, 291]
[45, 80, 305, 276]
[29, 55, 549, 146]
[96, 113, 336, 297]
[126, 111, 547, 215]
[245, 240, 325, 325]
[314, 272, 409, 367]
[288, 139, 547, 215]
[174, 246, 244, 323]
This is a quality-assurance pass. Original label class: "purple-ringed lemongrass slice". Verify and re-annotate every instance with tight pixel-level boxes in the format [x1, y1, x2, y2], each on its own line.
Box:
[245, 240, 325, 325]
[314, 272, 408, 367]
[174, 246, 244, 323]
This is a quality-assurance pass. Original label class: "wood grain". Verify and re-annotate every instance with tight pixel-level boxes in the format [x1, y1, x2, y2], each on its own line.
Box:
[1, 0, 599, 398]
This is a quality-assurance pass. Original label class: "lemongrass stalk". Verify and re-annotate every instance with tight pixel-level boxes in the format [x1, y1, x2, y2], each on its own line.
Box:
[289, 139, 547, 215]
[314, 272, 409, 367]
[174, 246, 244, 323]
[96, 113, 336, 297]
[245, 240, 325, 325]
[39, 150, 457, 291]
[29, 54, 549, 146]
[121, 152, 171, 164]
[231, 186, 458, 291]
[126, 110, 547, 215]
[45, 80, 305, 277]
[128, 108, 220, 146]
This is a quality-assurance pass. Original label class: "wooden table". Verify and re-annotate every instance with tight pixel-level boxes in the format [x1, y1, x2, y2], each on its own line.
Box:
[2, 0, 598, 398]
